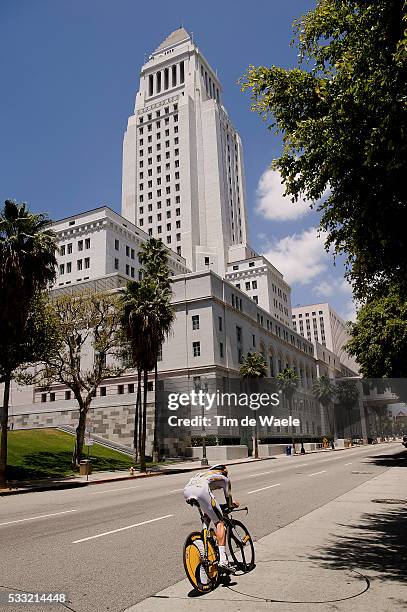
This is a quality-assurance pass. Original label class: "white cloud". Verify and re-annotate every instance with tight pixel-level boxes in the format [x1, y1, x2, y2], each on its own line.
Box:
[256, 168, 311, 221]
[262, 227, 329, 285]
[313, 276, 356, 321]
[314, 277, 353, 298]
[340, 300, 357, 323]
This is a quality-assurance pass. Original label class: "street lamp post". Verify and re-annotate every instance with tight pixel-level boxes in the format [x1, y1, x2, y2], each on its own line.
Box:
[194, 376, 209, 467]
[201, 377, 209, 467]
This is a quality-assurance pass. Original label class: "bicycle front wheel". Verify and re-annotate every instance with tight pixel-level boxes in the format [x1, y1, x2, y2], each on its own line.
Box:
[227, 519, 255, 572]
[183, 532, 219, 593]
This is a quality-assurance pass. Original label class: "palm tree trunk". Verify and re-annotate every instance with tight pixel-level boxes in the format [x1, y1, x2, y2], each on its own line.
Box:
[134, 367, 142, 464]
[138, 369, 143, 462]
[152, 361, 159, 463]
[140, 369, 148, 472]
[0, 372, 11, 486]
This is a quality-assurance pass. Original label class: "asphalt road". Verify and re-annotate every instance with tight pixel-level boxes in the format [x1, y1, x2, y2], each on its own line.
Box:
[0, 443, 403, 612]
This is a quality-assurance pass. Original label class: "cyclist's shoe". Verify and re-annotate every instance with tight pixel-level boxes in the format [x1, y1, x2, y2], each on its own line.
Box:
[218, 560, 236, 574]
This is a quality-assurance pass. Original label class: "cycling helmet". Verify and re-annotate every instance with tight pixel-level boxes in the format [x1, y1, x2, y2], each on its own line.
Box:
[209, 464, 228, 476]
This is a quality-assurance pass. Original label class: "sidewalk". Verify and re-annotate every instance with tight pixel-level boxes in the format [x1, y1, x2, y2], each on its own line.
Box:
[128, 467, 407, 611]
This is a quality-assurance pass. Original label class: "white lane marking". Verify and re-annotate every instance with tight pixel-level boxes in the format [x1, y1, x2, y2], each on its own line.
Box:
[72, 514, 173, 544]
[308, 471, 326, 477]
[168, 488, 184, 493]
[90, 486, 140, 494]
[344, 463, 353, 466]
[0, 510, 77, 527]
[247, 483, 280, 495]
[248, 471, 273, 478]
[294, 463, 306, 467]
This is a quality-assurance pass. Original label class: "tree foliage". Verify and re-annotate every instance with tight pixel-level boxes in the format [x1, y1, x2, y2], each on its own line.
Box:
[0, 200, 57, 484]
[345, 289, 407, 377]
[239, 351, 268, 459]
[22, 291, 125, 466]
[239, 351, 268, 380]
[241, 0, 407, 300]
[276, 367, 299, 402]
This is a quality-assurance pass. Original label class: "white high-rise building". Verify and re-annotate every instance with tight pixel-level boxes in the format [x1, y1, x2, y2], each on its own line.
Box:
[291, 303, 359, 374]
[121, 28, 249, 276]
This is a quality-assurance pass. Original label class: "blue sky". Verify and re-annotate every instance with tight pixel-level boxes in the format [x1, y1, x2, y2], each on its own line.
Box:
[0, 0, 354, 320]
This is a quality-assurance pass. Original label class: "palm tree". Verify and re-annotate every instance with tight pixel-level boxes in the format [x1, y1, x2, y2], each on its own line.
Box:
[0, 200, 57, 484]
[138, 237, 172, 290]
[276, 368, 299, 452]
[138, 238, 174, 462]
[313, 376, 336, 444]
[239, 351, 268, 459]
[121, 273, 174, 470]
[335, 380, 360, 442]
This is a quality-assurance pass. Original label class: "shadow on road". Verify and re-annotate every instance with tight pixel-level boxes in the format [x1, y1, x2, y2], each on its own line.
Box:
[364, 448, 407, 468]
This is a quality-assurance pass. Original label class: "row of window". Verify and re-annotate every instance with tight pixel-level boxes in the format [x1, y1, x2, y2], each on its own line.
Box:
[39, 381, 154, 402]
[139, 163, 180, 180]
[293, 310, 324, 319]
[139, 113, 178, 134]
[60, 238, 90, 256]
[137, 150, 180, 177]
[139, 136, 179, 157]
[139, 105, 178, 124]
[59, 258, 90, 274]
[139, 173, 180, 190]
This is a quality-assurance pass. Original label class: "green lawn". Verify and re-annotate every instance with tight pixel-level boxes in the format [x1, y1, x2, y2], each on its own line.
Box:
[6, 428, 134, 480]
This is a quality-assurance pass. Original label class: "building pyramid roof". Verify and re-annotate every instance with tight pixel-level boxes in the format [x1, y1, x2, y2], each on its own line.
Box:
[154, 27, 191, 52]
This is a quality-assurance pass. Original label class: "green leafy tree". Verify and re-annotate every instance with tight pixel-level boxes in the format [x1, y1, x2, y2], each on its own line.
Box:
[345, 289, 407, 377]
[240, 351, 268, 458]
[121, 239, 174, 470]
[23, 292, 125, 467]
[276, 368, 299, 450]
[241, 1, 407, 301]
[0, 200, 57, 484]
[312, 376, 336, 440]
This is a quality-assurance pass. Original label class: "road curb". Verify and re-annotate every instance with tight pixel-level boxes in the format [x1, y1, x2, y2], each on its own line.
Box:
[0, 481, 89, 496]
[0, 470, 162, 496]
[87, 472, 162, 485]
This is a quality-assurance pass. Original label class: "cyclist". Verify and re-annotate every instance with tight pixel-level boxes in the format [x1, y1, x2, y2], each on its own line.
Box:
[184, 464, 239, 571]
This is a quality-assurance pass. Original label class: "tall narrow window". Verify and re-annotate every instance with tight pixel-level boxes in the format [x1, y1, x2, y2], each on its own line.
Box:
[172, 64, 177, 87]
[149, 74, 154, 96]
[180, 61, 185, 83]
[156, 71, 161, 93]
[164, 68, 169, 90]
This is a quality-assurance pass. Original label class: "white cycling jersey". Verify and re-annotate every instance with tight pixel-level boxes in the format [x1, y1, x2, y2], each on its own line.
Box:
[184, 470, 232, 524]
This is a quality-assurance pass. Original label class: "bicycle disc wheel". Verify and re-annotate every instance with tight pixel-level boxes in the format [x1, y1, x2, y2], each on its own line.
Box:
[227, 519, 255, 572]
[183, 532, 219, 593]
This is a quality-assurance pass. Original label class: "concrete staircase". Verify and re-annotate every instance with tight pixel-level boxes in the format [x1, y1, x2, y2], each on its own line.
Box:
[56, 425, 134, 457]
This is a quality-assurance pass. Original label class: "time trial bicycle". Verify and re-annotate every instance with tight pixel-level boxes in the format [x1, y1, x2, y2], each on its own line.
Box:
[183, 500, 255, 593]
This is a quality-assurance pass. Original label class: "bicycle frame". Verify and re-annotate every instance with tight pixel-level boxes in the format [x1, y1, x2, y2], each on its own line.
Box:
[196, 505, 249, 562]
